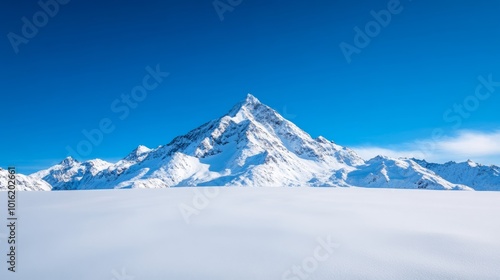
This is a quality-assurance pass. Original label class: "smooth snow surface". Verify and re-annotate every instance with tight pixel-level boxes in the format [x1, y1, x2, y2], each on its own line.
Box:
[1, 187, 499, 280]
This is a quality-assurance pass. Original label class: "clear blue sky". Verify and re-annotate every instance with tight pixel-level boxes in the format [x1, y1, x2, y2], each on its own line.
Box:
[1, 0, 500, 173]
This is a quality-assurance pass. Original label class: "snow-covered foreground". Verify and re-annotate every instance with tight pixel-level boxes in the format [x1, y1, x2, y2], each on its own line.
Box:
[1, 188, 500, 280]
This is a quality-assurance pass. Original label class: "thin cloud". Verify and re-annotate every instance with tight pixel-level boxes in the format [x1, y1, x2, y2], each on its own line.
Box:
[435, 131, 500, 156]
[352, 130, 500, 166]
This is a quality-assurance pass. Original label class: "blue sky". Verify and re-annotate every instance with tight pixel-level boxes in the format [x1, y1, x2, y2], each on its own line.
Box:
[1, 0, 500, 173]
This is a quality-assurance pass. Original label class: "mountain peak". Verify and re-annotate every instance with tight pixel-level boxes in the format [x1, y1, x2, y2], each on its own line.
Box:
[371, 155, 389, 161]
[135, 145, 151, 154]
[244, 93, 260, 105]
[316, 136, 329, 143]
[22, 91, 499, 191]
[227, 94, 273, 123]
[60, 156, 78, 166]
[124, 145, 152, 161]
[466, 159, 478, 167]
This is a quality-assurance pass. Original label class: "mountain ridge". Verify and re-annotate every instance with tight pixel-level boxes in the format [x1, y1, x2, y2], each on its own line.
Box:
[413, 158, 500, 191]
[2, 94, 498, 191]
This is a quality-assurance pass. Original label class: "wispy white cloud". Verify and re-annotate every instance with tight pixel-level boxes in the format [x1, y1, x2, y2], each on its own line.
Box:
[434, 131, 500, 156]
[353, 147, 426, 161]
[352, 130, 500, 166]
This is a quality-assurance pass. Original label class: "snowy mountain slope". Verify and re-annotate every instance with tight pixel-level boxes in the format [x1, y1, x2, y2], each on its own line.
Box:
[139, 94, 365, 187]
[346, 156, 472, 190]
[414, 159, 500, 191]
[35, 94, 366, 189]
[0, 168, 51, 191]
[30, 157, 113, 190]
[2, 94, 493, 191]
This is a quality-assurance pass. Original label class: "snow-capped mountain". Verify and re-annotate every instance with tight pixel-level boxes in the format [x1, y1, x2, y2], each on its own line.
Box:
[346, 156, 472, 190]
[30, 157, 112, 190]
[1, 94, 497, 191]
[413, 159, 500, 191]
[0, 168, 51, 191]
[30, 94, 365, 189]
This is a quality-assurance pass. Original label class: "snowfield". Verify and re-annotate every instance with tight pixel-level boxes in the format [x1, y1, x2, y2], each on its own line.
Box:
[1, 187, 499, 280]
